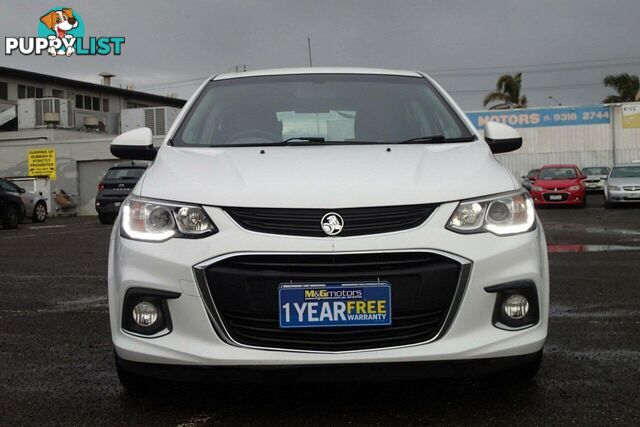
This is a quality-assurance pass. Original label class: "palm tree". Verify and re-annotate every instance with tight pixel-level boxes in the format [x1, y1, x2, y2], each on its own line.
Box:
[483, 73, 528, 109]
[602, 73, 640, 103]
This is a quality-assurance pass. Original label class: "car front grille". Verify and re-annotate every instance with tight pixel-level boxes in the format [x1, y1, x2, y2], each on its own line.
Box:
[195, 252, 468, 352]
[223, 205, 437, 237]
[623, 186, 640, 191]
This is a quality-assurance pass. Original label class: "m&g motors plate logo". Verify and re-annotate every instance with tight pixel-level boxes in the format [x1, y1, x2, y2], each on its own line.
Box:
[5, 7, 125, 57]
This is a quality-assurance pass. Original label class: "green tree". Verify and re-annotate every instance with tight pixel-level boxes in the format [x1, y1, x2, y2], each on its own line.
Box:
[483, 72, 528, 109]
[602, 73, 640, 103]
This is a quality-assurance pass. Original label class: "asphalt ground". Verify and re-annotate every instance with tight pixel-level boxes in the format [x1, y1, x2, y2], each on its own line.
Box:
[0, 193, 639, 426]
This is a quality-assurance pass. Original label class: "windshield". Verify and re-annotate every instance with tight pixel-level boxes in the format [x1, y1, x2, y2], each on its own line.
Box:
[104, 168, 145, 180]
[527, 169, 540, 178]
[610, 166, 640, 178]
[582, 167, 609, 175]
[539, 167, 578, 180]
[172, 74, 474, 147]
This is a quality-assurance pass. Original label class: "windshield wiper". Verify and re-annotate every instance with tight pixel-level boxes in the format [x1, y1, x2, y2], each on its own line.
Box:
[395, 135, 476, 144]
[272, 137, 326, 145]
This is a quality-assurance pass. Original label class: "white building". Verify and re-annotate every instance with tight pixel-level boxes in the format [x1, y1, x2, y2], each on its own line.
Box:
[0, 67, 184, 216]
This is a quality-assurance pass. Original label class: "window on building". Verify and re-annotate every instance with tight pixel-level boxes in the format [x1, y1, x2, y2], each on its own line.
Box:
[102, 98, 109, 112]
[92, 97, 100, 111]
[0, 82, 7, 100]
[52, 89, 65, 98]
[75, 94, 83, 109]
[126, 101, 150, 109]
[84, 95, 91, 110]
[17, 84, 44, 99]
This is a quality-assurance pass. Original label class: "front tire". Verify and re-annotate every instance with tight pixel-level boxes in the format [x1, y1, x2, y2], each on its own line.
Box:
[2, 204, 20, 229]
[32, 201, 47, 222]
[115, 352, 171, 394]
[98, 213, 115, 225]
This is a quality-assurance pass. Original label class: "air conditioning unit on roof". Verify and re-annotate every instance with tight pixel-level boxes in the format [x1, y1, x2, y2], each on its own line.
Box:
[17, 98, 74, 129]
[120, 106, 180, 136]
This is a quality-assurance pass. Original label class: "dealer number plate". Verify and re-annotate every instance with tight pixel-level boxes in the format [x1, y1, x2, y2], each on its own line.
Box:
[549, 194, 563, 200]
[279, 282, 392, 328]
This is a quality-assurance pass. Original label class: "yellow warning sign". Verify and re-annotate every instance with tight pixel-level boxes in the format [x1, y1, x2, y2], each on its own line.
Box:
[27, 148, 56, 180]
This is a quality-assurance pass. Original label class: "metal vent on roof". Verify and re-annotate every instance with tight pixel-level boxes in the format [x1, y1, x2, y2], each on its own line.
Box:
[144, 108, 154, 130]
[154, 108, 165, 136]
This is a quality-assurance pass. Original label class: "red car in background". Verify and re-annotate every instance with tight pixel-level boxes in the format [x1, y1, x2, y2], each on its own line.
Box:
[530, 164, 587, 207]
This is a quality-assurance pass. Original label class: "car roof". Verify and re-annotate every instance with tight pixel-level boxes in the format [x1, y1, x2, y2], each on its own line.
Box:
[108, 164, 147, 170]
[541, 164, 579, 168]
[213, 67, 424, 81]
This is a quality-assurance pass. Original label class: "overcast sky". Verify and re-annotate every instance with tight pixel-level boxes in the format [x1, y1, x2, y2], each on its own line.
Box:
[3, 0, 640, 110]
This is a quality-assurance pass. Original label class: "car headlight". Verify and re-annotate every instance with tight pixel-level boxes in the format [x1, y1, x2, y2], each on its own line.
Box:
[446, 191, 536, 236]
[531, 185, 543, 192]
[607, 185, 621, 191]
[121, 196, 217, 242]
[568, 185, 581, 191]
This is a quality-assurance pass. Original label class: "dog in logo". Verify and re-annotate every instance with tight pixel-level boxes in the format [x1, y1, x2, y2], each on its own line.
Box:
[40, 8, 78, 56]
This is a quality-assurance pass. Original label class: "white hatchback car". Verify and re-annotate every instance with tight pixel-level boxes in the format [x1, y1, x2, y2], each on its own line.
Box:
[108, 68, 548, 390]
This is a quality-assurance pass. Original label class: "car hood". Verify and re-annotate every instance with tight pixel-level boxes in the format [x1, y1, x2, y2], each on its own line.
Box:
[607, 177, 640, 187]
[138, 141, 516, 208]
[535, 179, 579, 188]
[585, 174, 607, 179]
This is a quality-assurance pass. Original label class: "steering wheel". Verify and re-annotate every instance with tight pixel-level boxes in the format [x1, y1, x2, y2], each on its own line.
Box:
[225, 129, 280, 144]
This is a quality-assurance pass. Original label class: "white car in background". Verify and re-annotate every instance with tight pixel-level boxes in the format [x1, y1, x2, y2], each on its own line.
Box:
[581, 166, 610, 191]
[107, 67, 549, 391]
[604, 164, 640, 207]
[0, 178, 48, 222]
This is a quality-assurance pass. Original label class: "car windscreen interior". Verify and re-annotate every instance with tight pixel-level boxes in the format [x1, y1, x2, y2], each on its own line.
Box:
[539, 168, 578, 180]
[104, 168, 145, 180]
[610, 166, 640, 178]
[172, 74, 474, 146]
[582, 167, 608, 175]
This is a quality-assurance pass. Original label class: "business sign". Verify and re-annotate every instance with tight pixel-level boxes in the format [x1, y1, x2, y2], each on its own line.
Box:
[622, 103, 640, 129]
[28, 148, 56, 180]
[466, 105, 611, 129]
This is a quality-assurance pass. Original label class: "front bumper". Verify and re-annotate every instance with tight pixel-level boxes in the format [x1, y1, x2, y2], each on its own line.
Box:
[116, 350, 543, 383]
[605, 190, 640, 203]
[109, 201, 549, 366]
[531, 190, 585, 205]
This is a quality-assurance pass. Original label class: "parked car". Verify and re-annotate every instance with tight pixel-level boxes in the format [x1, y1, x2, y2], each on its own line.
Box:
[581, 166, 610, 192]
[107, 68, 548, 391]
[0, 185, 26, 229]
[521, 168, 540, 191]
[95, 163, 148, 225]
[0, 178, 47, 222]
[530, 164, 587, 207]
[604, 163, 640, 208]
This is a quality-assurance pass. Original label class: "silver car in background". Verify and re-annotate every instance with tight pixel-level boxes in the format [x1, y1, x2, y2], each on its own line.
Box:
[582, 166, 609, 192]
[604, 164, 640, 208]
[0, 178, 48, 222]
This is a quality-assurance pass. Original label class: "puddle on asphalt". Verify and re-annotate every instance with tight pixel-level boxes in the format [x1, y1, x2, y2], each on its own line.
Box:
[547, 244, 640, 253]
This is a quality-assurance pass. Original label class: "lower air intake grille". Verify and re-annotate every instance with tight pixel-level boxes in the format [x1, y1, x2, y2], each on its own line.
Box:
[198, 252, 465, 351]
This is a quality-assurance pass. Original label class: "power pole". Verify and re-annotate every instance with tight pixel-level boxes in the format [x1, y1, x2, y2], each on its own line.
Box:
[307, 37, 313, 67]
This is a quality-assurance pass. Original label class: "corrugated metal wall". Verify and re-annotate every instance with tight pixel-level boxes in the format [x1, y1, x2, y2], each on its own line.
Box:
[487, 105, 640, 177]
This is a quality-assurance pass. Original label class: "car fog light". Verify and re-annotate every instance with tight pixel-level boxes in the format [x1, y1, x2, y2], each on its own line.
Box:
[502, 294, 529, 319]
[132, 301, 158, 327]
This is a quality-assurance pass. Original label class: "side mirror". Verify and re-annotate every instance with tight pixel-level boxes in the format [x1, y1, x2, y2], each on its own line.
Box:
[484, 121, 523, 154]
[18, 187, 25, 194]
[111, 128, 156, 160]
[580, 175, 588, 180]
